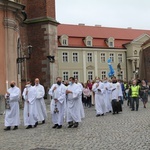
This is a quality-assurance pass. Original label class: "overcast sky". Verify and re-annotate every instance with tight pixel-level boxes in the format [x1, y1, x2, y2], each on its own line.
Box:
[55, 0, 150, 29]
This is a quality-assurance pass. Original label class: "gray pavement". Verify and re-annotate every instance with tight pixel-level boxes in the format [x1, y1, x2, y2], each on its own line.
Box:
[0, 100, 150, 150]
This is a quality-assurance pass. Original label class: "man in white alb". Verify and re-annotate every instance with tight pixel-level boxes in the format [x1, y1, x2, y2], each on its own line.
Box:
[34, 78, 47, 124]
[49, 77, 66, 129]
[4, 81, 21, 131]
[22, 80, 38, 129]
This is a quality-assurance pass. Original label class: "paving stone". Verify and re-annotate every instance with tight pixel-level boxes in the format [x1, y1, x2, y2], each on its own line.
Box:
[0, 100, 150, 150]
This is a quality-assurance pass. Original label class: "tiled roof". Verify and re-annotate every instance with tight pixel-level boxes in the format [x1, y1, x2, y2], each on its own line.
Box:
[58, 24, 150, 48]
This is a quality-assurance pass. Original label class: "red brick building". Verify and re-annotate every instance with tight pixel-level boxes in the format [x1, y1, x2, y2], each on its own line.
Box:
[0, 0, 59, 95]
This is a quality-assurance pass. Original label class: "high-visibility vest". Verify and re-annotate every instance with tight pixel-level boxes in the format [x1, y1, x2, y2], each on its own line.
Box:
[124, 83, 127, 89]
[131, 85, 140, 97]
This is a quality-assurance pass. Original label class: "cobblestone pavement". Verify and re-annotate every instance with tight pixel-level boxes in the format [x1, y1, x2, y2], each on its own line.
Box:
[0, 100, 150, 150]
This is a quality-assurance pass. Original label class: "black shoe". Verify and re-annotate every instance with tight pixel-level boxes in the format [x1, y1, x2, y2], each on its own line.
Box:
[57, 125, 62, 129]
[109, 111, 112, 113]
[34, 122, 38, 128]
[68, 121, 73, 128]
[101, 114, 104, 116]
[96, 114, 100, 117]
[131, 109, 134, 111]
[73, 122, 79, 128]
[52, 124, 58, 128]
[26, 125, 32, 129]
[4, 126, 11, 131]
[13, 126, 18, 130]
[42, 120, 45, 124]
[112, 112, 115, 115]
[136, 109, 138, 111]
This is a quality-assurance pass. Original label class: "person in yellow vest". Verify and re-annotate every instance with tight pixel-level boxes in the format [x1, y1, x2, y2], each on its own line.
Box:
[129, 80, 140, 111]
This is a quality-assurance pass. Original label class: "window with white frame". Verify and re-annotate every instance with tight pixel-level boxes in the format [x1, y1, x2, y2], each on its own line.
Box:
[60, 35, 68, 46]
[87, 40, 92, 46]
[84, 36, 93, 47]
[120, 71, 124, 80]
[88, 71, 93, 80]
[101, 71, 107, 79]
[73, 71, 79, 79]
[72, 52, 78, 62]
[63, 71, 69, 81]
[100, 53, 106, 63]
[109, 42, 114, 47]
[109, 53, 114, 62]
[62, 52, 68, 62]
[62, 39, 67, 45]
[118, 53, 123, 63]
[87, 53, 93, 62]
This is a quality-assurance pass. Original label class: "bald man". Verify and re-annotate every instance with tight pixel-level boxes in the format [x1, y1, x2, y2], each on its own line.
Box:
[34, 78, 47, 124]
[4, 81, 21, 131]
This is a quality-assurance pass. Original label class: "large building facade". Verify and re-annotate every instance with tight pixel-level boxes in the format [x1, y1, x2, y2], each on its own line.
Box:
[1, 0, 150, 96]
[57, 24, 150, 83]
[0, 0, 58, 95]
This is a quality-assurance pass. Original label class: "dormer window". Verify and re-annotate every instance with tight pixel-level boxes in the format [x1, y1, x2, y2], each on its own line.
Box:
[84, 36, 93, 47]
[105, 37, 114, 47]
[59, 34, 68, 46]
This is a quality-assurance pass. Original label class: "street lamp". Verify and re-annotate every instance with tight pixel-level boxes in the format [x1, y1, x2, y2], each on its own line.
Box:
[16, 44, 33, 82]
[47, 55, 55, 63]
[16, 44, 33, 63]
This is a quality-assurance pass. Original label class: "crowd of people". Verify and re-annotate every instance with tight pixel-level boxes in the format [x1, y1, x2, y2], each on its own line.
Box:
[3, 76, 150, 131]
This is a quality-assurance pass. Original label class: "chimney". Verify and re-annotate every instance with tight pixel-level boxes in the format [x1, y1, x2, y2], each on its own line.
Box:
[127, 27, 132, 29]
[78, 23, 85, 26]
[95, 25, 102, 27]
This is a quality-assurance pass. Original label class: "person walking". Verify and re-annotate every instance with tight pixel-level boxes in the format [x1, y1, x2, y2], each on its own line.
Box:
[140, 80, 149, 108]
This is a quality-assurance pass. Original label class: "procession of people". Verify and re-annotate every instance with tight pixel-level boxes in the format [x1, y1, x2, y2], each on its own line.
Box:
[3, 76, 150, 131]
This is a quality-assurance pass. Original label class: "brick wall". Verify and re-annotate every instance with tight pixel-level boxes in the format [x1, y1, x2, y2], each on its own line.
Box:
[25, 0, 55, 19]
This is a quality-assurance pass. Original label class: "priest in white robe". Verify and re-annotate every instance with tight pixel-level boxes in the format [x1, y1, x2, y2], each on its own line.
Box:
[48, 77, 66, 129]
[22, 80, 38, 129]
[103, 77, 112, 113]
[34, 78, 47, 124]
[4, 81, 21, 131]
[110, 76, 123, 114]
[66, 77, 82, 128]
[92, 77, 106, 117]
[75, 78, 85, 119]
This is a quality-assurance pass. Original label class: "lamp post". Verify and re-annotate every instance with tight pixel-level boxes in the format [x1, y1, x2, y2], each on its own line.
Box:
[16, 44, 33, 82]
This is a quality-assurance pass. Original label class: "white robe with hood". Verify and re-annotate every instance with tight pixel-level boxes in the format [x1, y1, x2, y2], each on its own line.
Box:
[66, 83, 82, 123]
[5, 86, 21, 127]
[34, 84, 47, 122]
[22, 86, 38, 126]
[49, 83, 66, 125]
[92, 82, 106, 115]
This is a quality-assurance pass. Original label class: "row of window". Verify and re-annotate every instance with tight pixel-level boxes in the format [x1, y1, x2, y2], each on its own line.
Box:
[62, 70, 124, 81]
[62, 52, 123, 63]
[60, 35, 114, 48]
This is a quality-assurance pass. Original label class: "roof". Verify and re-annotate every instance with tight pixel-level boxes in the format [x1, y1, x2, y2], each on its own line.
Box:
[58, 24, 150, 48]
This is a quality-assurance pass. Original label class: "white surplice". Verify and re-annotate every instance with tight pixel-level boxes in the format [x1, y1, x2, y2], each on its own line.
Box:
[48, 83, 66, 125]
[111, 82, 123, 101]
[76, 83, 85, 119]
[5, 86, 21, 127]
[22, 86, 38, 126]
[92, 82, 106, 115]
[103, 81, 112, 112]
[34, 84, 47, 122]
[66, 83, 82, 123]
